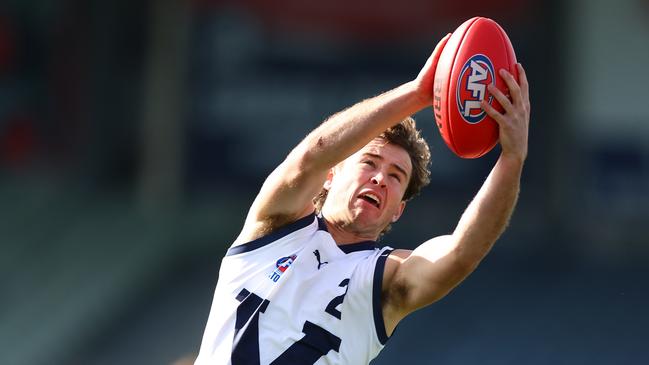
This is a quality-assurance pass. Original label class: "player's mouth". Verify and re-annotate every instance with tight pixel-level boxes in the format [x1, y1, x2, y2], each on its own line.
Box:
[357, 191, 382, 209]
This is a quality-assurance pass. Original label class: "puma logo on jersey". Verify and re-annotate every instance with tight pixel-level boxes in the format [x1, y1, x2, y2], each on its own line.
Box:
[313, 250, 328, 270]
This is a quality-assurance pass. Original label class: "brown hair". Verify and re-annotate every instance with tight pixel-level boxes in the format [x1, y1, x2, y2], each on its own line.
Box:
[314, 117, 431, 214]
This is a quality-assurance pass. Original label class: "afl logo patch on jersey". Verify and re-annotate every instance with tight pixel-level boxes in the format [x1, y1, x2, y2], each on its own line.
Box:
[269, 254, 297, 282]
[456, 54, 495, 124]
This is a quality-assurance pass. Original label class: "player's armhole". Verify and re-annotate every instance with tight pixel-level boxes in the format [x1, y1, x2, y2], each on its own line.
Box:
[372, 248, 394, 345]
[225, 213, 317, 256]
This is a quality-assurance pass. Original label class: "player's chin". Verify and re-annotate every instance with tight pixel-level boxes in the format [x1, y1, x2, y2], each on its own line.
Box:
[354, 208, 386, 229]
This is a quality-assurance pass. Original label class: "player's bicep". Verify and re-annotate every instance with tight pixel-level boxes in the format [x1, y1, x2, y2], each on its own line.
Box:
[251, 159, 328, 220]
[389, 235, 478, 313]
[234, 149, 329, 245]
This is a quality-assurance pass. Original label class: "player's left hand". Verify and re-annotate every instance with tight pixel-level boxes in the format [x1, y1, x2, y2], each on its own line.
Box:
[481, 63, 530, 162]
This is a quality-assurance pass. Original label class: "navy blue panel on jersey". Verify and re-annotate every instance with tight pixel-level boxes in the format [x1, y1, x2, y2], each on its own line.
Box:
[232, 289, 270, 364]
[338, 241, 377, 254]
[270, 321, 341, 364]
[372, 248, 393, 345]
[316, 215, 329, 232]
[226, 213, 316, 256]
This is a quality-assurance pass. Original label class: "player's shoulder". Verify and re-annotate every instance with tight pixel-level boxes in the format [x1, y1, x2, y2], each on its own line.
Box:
[227, 212, 319, 257]
[381, 249, 412, 288]
[388, 249, 412, 260]
[233, 207, 316, 246]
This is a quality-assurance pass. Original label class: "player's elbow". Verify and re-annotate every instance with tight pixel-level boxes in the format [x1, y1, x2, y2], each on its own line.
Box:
[452, 234, 496, 271]
[287, 136, 329, 173]
[452, 246, 485, 278]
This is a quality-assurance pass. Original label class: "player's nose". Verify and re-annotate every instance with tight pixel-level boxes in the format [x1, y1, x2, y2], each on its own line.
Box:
[370, 172, 386, 187]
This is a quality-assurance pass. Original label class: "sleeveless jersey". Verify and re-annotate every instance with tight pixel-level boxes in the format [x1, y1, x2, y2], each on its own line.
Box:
[195, 213, 393, 365]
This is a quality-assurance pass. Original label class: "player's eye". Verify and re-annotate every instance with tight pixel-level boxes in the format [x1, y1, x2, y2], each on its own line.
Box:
[362, 160, 376, 167]
[389, 173, 401, 183]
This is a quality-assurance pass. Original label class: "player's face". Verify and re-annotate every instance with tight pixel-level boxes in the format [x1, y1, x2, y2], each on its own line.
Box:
[322, 138, 412, 238]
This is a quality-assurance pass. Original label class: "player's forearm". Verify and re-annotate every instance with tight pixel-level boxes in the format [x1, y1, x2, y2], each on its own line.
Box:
[291, 81, 427, 171]
[452, 153, 523, 266]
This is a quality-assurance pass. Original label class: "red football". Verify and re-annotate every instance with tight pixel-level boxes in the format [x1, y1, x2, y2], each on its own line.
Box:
[433, 17, 518, 158]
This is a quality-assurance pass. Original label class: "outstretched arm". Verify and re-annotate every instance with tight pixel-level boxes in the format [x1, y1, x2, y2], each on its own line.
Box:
[233, 35, 451, 245]
[383, 63, 530, 333]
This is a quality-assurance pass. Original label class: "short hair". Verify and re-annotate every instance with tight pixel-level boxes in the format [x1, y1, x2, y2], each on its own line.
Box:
[314, 117, 431, 213]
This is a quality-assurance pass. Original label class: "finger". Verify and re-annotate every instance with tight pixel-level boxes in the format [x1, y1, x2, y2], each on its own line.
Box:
[499, 68, 522, 106]
[516, 63, 530, 102]
[430, 33, 451, 70]
[481, 99, 505, 125]
[417, 33, 451, 82]
[435, 33, 452, 53]
[487, 83, 513, 113]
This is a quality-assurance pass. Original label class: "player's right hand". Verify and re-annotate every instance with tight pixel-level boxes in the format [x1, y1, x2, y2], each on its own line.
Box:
[413, 33, 451, 108]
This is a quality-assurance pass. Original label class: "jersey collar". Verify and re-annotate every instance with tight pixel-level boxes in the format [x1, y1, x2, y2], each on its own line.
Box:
[316, 214, 378, 254]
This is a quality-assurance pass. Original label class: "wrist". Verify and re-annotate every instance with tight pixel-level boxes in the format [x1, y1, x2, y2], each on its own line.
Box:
[499, 151, 526, 170]
[402, 80, 431, 112]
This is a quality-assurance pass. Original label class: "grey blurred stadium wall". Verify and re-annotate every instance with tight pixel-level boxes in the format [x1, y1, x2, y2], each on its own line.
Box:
[0, 0, 647, 364]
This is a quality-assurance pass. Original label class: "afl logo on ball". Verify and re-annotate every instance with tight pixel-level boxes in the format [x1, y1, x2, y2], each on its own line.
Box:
[456, 54, 495, 124]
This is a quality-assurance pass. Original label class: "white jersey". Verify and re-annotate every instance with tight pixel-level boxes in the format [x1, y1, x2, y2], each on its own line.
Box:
[195, 213, 393, 365]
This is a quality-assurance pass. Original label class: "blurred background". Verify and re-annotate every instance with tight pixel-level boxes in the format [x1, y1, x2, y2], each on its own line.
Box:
[1, 0, 648, 364]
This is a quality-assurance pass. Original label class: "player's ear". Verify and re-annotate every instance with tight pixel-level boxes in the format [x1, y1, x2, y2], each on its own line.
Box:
[323, 168, 335, 190]
[391, 201, 407, 223]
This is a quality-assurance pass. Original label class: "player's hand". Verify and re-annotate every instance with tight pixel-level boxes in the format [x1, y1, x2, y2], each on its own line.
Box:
[413, 33, 451, 107]
[481, 63, 530, 162]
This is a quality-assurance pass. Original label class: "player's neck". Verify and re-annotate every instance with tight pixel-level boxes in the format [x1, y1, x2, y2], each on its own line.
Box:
[321, 216, 379, 245]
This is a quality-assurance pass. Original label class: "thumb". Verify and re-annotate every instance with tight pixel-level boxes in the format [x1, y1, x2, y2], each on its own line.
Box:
[417, 33, 451, 82]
